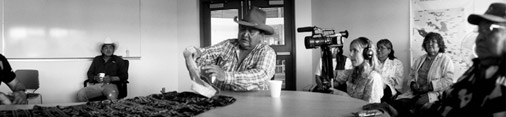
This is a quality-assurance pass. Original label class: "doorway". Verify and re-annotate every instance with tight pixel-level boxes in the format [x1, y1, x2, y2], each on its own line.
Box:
[200, 0, 295, 90]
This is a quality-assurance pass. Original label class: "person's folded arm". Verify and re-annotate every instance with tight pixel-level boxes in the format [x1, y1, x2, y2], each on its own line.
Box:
[407, 56, 423, 92]
[334, 69, 353, 83]
[393, 59, 404, 90]
[184, 52, 201, 81]
[87, 57, 99, 82]
[114, 58, 128, 82]
[426, 55, 454, 102]
[431, 55, 455, 91]
[6, 79, 27, 104]
[363, 73, 384, 103]
[195, 40, 232, 68]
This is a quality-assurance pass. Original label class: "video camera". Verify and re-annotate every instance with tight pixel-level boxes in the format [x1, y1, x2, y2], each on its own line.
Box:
[297, 26, 349, 49]
[297, 26, 349, 93]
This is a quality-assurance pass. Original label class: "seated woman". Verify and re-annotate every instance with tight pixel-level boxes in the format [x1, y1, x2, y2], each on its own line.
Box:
[331, 37, 384, 103]
[77, 39, 128, 102]
[376, 39, 404, 102]
[393, 32, 454, 115]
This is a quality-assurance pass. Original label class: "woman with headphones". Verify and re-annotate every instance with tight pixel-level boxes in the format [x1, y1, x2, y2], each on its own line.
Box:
[331, 37, 384, 103]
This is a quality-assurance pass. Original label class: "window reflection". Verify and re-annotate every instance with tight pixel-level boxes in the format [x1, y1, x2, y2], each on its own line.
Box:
[275, 59, 286, 89]
[263, 7, 284, 45]
[211, 9, 239, 45]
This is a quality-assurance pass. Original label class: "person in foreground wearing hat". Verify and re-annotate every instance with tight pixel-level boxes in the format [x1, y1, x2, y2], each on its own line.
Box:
[77, 39, 128, 101]
[362, 3, 506, 117]
[184, 6, 276, 91]
[0, 54, 27, 105]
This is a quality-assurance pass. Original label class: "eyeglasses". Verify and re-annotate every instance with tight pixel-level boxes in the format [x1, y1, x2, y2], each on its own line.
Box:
[490, 24, 506, 31]
[377, 45, 390, 50]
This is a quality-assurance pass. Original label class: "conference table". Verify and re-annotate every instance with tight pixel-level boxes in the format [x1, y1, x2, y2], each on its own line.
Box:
[198, 90, 368, 117]
[0, 91, 368, 117]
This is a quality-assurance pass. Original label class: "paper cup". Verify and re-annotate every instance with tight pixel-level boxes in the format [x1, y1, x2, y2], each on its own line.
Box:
[99, 73, 105, 82]
[268, 80, 283, 97]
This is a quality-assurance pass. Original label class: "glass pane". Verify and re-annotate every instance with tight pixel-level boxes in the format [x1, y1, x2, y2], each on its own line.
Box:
[211, 9, 238, 45]
[275, 59, 286, 89]
[262, 7, 284, 45]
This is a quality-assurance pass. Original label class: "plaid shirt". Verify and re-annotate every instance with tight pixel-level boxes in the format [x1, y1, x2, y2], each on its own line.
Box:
[196, 39, 276, 91]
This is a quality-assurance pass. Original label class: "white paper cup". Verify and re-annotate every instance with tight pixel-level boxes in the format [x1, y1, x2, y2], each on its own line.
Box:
[99, 73, 105, 82]
[268, 80, 283, 97]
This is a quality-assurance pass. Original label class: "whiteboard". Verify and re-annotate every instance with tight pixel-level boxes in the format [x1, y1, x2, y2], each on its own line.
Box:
[2, 0, 141, 58]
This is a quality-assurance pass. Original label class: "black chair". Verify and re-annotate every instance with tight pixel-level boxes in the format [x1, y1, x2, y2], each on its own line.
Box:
[83, 60, 129, 101]
[15, 69, 43, 104]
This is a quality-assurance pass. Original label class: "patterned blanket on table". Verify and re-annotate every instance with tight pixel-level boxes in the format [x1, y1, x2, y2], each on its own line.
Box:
[0, 91, 236, 117]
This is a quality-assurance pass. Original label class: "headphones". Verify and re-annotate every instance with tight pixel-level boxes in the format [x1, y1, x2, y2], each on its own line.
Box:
[359, 37, 374, 60]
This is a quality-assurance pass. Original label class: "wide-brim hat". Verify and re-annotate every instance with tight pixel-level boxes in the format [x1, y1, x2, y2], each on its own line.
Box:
[97, 37, 119, 52]
[234, 6, 275, 35]
[468, 3, 506, 25]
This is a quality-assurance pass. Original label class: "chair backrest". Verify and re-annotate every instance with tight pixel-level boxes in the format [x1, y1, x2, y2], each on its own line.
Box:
[124, 60, 129, 72]
[14, 69, 39, 90]
[118, 59, 129, 99]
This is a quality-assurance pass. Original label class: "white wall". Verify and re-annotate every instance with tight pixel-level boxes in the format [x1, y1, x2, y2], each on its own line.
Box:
[177, 0, 200, 92]
[132, 0, 179, 97]
[0, 0, 180, 104]
[295, 0, 318, 91]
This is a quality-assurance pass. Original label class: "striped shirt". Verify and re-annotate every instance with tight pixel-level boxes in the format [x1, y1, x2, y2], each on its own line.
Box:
[196, 39, 276, 91]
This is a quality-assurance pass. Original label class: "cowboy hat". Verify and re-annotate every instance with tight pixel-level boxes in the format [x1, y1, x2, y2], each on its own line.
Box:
[468, 3, 506, 25]
[98, 37, 119, 52]
[234, 6, 275, 35]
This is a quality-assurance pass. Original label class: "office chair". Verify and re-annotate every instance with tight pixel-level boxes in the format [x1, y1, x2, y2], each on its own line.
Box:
[14, 69, 43, 104]
[83, 60, 129, 101]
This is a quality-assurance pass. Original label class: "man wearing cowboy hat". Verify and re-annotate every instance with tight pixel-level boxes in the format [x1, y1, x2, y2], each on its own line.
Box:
[361, 3, 506, 117]
[77, 39, 128, 101]
[184, 6, 276, 91]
